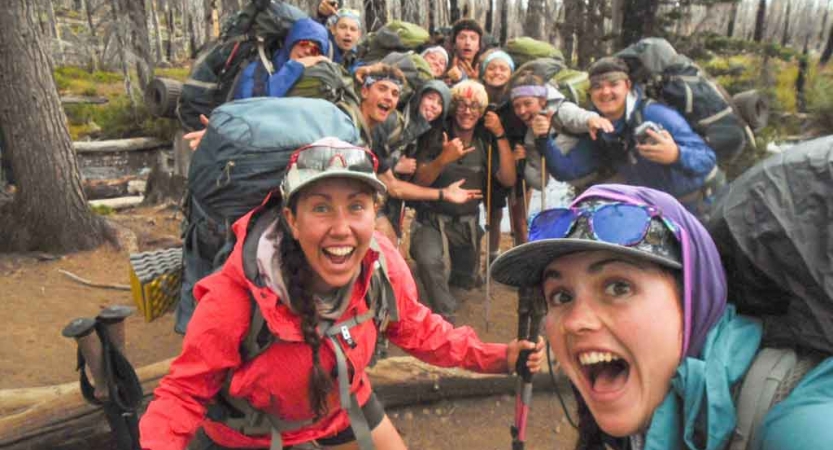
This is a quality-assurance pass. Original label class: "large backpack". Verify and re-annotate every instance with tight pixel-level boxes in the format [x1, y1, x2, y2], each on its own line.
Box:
[379, 51, 434, 108]
[285, 60, 361, 109]
[175, 97, 361, 333]
[505, 37, 564, 67]
[358, 20, 430, 63]
[707, 137, 833, 445]
[614, 37, 754, 165]
[176, 0, 307, 131]
[510, 58, 590, 107]
[706, 135, 833, 355]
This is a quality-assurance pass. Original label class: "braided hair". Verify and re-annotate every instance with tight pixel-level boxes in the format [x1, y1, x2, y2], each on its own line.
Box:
[279, 195, 333, 418]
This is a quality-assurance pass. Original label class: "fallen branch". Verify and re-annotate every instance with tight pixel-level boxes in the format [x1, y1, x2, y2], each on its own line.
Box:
[57, 269, 131, 291]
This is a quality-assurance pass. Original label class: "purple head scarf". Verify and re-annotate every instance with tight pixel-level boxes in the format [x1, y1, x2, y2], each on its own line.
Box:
[574, 184, 727, 358]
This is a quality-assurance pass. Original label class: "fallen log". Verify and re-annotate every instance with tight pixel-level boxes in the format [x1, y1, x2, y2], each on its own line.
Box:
[74, 138, 169, 154]
[61, 95, 109, 105]
[0, 356, 567, 450]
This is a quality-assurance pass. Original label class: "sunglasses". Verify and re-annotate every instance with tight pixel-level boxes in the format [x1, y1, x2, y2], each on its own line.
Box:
[528, 203, 679, 247]
[295, 40, 322, 56]
[288, 144, 378, 174]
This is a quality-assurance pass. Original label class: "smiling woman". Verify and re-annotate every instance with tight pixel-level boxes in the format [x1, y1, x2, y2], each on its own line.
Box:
[139, 137, 545, 450]
[491, 184, 833, 450]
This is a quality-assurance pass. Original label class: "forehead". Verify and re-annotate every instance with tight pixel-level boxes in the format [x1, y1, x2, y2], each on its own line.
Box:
[487, 59, 511, 70]
[512, 96, 541, 105]
[590, 78, 629, 90]
[335, 17, 360, 28]
[456, 30, 479, 40]
[425, 52, 446, 62]
[369, 79, 400, 92]
[421, 90, 442, 101]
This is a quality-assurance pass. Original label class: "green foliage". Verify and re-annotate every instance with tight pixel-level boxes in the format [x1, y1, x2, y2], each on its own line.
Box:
[90, 204, 115, 216]
[53, 66, 123, 97]
[807, 72, 833, 134]
[155, 66, 191, 81]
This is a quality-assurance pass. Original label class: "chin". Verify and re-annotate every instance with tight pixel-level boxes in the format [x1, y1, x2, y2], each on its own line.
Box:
[594, 414, 643, 438]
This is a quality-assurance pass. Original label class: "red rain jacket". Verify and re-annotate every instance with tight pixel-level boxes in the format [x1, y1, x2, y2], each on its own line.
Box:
[140, 205, 508, 449]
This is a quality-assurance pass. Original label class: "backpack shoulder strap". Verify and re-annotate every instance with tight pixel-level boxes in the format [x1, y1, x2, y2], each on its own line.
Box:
[731, 347, 822, 450]
[367, 238, 399, 331]
[240, 292, 274, 361]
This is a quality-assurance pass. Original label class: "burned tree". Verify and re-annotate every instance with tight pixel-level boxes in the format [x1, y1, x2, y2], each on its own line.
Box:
[0, 0, 111, 252]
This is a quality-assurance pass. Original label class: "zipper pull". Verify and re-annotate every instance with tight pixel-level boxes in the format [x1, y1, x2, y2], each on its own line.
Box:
[217, 160, 235, 187]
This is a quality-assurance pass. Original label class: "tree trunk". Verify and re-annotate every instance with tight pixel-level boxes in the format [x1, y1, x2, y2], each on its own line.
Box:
[620, 0, 659, 48]
[820, 0, 831, 44]
[796, 40, 809, 112]
[450, 0, 460, 23]
[753, 0, 766, 42]
[0, 0, 111, 253]
[578, 0, 600, 69]
[427, 0, 435, 34]
[150, 0, 166, 63]
[165, 1, 176, 61]
[220, 0, 240, 25]
[401, 0, 418, 24]
[821, 16, 833, 64]
[204, 0, 216, 41]
[485, 0, 493, 35]
[781, 0, 791, 47]
[727, 0, 739, 37]
[610, 0, 625, 49]
[111, 0, 138, 108]
[113, 0, 155, 93]
[499, 0, 508, 46]
[364, 0, 388, 32]
[562, 0, 583, 66]
[523, 0, 545, 41]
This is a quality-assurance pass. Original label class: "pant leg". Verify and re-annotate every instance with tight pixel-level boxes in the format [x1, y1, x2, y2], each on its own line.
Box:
[447, 221, 483, 290]
[409, 218, 457, 320]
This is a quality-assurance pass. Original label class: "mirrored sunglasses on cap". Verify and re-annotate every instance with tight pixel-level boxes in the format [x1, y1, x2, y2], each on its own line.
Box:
[294, 40, 322, 56]
[288, 143, 378, 174]
[529, 203, 680, 248]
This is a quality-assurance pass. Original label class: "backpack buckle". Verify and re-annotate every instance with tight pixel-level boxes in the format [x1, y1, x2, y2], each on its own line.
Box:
[340, 325, 356, 348]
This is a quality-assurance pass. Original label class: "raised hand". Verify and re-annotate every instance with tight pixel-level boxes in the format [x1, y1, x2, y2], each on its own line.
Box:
[297, 55, 328, 68]
[443, 179, 483, 204]
[440, 132, 476, 164]
[318, 0, 338, 17]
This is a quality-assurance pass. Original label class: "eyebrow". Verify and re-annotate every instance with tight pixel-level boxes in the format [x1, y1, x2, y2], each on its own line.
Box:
[305, 190, 368, 201]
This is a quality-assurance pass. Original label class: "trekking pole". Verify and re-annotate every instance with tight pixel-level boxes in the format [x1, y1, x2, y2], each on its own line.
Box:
[485, 140, 493, 332]
[541, 154, 547, 212]
[510, 286, 547, 450]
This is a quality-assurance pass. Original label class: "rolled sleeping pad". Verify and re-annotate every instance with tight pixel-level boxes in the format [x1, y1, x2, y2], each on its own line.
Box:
[145, 77, 183, 119]
[732, 89, 769, 132]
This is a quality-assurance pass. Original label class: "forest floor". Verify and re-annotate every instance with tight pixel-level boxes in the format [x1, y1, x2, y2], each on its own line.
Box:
[0, 204, 578, 449]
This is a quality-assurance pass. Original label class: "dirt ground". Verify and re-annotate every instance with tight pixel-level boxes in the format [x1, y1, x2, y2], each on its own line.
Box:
[0, 205, 577, 449]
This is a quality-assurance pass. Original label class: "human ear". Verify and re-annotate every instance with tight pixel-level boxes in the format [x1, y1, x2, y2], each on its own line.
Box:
[283, 207, 300, 240]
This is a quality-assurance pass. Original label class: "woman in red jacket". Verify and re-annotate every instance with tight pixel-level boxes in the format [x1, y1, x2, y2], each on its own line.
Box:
[140, 137, 544, 450]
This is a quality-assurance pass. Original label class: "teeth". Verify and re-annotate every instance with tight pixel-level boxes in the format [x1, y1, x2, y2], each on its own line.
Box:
[579, 351, 621, 366]
[325, 246, 353, 256]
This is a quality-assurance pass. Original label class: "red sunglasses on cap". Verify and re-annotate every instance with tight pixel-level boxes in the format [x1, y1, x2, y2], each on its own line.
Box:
[294, 40, 322, 56]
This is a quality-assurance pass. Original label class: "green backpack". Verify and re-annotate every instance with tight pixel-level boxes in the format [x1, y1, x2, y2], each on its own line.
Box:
[359, 20, 430, 62]
[506, 37, 564, 67]
[285, 61, 361, 110]
[552, 68, 590, 108]
[380, 51, 434, 107]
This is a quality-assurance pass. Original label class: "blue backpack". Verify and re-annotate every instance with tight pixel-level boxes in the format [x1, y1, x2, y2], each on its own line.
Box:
[176, 97, 361, 333]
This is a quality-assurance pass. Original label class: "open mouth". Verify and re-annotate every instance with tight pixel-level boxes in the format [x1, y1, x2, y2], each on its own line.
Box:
[377, 103, 393, 115]
[323, 246, 355, 264]
[577, 351, 630, 394]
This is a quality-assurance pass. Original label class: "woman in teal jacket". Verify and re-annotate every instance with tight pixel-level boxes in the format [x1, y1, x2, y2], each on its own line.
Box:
[491, 184, 833, 449]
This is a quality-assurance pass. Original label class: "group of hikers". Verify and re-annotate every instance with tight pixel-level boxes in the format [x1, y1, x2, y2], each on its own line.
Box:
[136, 0, 833, 449]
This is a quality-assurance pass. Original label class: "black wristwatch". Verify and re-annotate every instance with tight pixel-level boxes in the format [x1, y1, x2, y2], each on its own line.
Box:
[438, 189, 444, 201]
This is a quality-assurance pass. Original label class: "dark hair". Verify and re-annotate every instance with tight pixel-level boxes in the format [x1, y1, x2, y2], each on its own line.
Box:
[451, 18, 483, 43]
[587, 57, 630, 79]
[509, 70, 545, 90]
[279, 195, 333, 418]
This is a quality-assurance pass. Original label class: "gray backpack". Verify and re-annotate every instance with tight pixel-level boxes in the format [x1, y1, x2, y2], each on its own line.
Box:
[615, 38, 754, 165]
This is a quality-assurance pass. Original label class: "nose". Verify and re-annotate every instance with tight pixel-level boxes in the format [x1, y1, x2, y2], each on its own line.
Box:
[329, 208, 351, 237]
[560, 294, 602, 335]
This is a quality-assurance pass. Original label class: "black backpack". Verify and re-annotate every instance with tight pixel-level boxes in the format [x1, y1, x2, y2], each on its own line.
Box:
[615, 38, 754, 165]
[176, 0, 307, 131]
[707, 135, 833, 355]
[175, 97, 361, 334]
